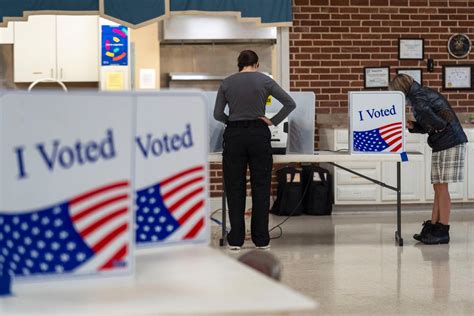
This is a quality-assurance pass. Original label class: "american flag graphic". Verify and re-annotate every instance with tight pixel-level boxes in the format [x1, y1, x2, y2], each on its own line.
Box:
[135, 165, 206, 244]
[353, 122, 403, 153]
[0, 181, 131, 277]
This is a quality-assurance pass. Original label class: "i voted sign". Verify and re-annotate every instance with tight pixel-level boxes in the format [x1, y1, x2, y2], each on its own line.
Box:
[349, 91, 405, 154]
[0, 92, 135, 286]
[134, 92, 209, 247]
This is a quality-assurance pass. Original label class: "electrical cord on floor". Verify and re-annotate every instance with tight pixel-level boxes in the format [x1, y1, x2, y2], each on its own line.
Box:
[214, 163, 317, 241]
[210, 208, 223, 226]
[268, 175, 312, 240]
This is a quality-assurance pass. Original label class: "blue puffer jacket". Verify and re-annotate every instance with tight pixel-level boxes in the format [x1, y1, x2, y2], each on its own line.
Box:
[406, 82, 468, 152]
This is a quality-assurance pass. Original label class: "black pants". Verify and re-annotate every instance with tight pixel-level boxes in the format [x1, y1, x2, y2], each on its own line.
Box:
[223, 120, 273, 247]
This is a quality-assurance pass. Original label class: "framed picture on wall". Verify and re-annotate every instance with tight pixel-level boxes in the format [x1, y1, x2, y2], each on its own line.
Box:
[397, 68, 423, 85]
[442, 65, 473, 90]
[364, 67, 390, 89]
[398, 38, 424, 60]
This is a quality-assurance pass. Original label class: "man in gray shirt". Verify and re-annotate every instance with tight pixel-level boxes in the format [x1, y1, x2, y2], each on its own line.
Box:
[214, 50, 296, 250]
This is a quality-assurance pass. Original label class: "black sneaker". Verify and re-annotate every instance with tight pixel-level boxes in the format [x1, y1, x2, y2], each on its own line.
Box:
[421, 222, 450, 245]
[413, 220, 433, 241]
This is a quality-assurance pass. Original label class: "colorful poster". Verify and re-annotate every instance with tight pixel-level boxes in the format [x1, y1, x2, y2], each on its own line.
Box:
[349, 91, 405, 154]
[134, 92, 210, 247]
[101, 25, 128, 66]
[0, 92, 135, 288]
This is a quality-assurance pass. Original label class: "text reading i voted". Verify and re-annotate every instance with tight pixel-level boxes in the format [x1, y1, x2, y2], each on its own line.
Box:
[358, 105, 397, 121]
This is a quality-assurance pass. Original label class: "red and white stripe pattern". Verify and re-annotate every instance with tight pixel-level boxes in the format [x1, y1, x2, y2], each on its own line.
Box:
[160, 166, 206, 241]
[380, 122, 403, 152]
[69, 181, 131, 271]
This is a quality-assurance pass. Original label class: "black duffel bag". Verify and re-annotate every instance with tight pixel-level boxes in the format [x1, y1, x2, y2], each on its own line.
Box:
[301, 165, 333, 216]
[271, 167, 304, 216]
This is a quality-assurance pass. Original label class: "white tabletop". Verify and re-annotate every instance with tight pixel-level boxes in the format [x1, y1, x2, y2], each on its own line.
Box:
[209, 151, 424, 163]
[1, 246, 317, 316]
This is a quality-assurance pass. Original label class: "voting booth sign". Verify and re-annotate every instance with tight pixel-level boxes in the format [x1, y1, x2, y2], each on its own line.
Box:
[134, 92, 210, 247]
[0, 92, 135, 287]
[349, 91, 406, 154]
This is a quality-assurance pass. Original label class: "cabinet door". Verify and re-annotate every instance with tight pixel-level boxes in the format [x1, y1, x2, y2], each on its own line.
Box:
[381, 142, 424, 202]
[56, 16, 99, 82]
[467, 143, 474, 200]
[14, 16, 57, 82]
[425, 145, 464, 200]
[334, 162, 381, 204]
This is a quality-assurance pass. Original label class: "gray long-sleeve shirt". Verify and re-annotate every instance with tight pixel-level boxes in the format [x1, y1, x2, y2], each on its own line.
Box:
[213, 72, 296, 126]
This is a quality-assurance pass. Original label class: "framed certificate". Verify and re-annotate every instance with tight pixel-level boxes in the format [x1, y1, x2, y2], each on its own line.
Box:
[364, 67, 390, 89]
[442, 65, 473, 90]
[397, 68, 423, 85]
[398, 38, 424, 60]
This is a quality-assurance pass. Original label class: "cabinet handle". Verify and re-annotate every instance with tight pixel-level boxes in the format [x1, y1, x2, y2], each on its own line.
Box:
[60, 68, 63, 80]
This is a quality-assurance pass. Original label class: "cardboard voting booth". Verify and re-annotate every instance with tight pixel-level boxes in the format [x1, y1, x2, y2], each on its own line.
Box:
[0, 90, 211, 296]
[134, 92, 210, 247]
[0, 92, 136, 290]
[349, 91, 406, 154]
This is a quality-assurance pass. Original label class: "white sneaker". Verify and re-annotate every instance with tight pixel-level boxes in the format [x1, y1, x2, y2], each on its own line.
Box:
[227, 245, 241, 251]
[256, 245, 270, 250]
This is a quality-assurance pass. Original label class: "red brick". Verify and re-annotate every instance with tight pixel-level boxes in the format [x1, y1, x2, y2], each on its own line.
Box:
[410, 0, 428, 5]
[331, 14, 351, 19]
[399, 8, 418, 14]
[450, 1, 469, 7]
[390, 0, 409, 5]
[294, 0, 310, 5]
[311, 0, 329, 4]
[339, 7, 360, 13]
[351, 0, 370, 5]
[359, 7, 379, 13]
[321, 20, 341, 26]
[331, 0, 350, 4]
[370, 0, 389, 5]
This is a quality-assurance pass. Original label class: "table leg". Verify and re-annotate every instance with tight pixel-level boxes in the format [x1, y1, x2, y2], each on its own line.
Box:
[219, 180, 227, 246]
[395, 161, 403, 246]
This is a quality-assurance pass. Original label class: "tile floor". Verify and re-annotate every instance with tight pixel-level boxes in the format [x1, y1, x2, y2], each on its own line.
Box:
[212, 209, 474, 315]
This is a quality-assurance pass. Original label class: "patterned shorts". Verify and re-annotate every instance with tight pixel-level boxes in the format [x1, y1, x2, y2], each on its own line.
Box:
[431, 143, 466, 184]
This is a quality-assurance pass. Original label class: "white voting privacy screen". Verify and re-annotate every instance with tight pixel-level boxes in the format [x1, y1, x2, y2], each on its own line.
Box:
[349, 91, 406, 154]
[0, 92, 135, 285]
[207, 91, 315, 154]
[134, 92, 210, 247]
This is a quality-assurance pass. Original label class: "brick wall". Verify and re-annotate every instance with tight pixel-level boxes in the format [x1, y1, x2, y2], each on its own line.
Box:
[290, 0, 474, 114]
[209, 0, 474, 198]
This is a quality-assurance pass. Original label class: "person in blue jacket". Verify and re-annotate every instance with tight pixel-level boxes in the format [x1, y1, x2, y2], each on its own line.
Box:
[389, 74, 468, 244]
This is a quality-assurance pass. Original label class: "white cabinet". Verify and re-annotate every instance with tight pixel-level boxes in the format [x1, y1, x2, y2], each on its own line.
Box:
[381, 134, 424, 202]
[335, 162, 381, 204]
[14, 16, 57, 82]
[14, 15, 99, 83]
[320, 127, 474, 206]
[56, 16, 99, 82]
[0, 23, 14, 44]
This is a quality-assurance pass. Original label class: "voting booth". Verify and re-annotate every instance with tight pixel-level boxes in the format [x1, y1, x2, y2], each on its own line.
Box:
[349, 91, 406, 155]
[0, 92, 136, 290]
[0, 90, 210, 296]
[134, 92, 210, 247]
[207, 92, 316, 155]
